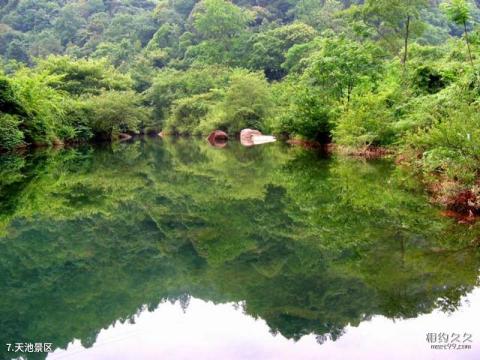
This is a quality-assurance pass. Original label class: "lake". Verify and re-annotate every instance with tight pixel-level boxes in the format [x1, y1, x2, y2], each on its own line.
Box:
[0, 138, 479, 360]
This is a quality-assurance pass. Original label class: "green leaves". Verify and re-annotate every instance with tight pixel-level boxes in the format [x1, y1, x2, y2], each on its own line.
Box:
[441, 0, 472, 25]
[303, 37, 383, 102]
[5, 68, 70, 144]
[0, 114, 24, 150]
[0, 56, 145, 148]
[0, 76, 26, 116]
[37, 55, 133, 96]
[333, 89, 398, 148]
[362, 0, 429, 56]
[440, 0, 475, 66]
[193, 0, 251, 41]
[269, 37, 384, 140]
[80, 90, 149, 140]
[408, 104, 480, 184]
[211, 69, 273, 133]
[247, 23, 317, 80]
[157, 67, 273, 135]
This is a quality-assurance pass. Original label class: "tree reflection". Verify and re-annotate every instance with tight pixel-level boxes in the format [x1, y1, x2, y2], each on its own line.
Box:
[0, 138, 479, 359]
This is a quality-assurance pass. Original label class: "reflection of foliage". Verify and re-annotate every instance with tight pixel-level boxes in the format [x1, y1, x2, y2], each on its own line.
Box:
[0, 139, 479, 359]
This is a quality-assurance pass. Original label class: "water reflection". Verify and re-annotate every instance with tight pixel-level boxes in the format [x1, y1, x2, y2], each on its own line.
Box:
[48, 293, 480, 360]
[0, 138, 479, 359]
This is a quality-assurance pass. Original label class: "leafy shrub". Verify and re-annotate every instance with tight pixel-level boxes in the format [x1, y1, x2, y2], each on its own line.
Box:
[411, 65, 450, 94]
[268, 79, 334, 140]
[213, 70, 273, 134]
[278, 88, 333, 140]
[0, 76, 25, 115]
[38, 55, 133, 95]
[247, 22, 317, 80]
[197, 70, 273, 135]
[151, 67, 273, 136]
[0, 114, 24, 150]
[301, 37, 384, 102]
[7, 68, 71, 144]
[407, 104, 480, 184]
[333, 91, 397, 148]
[165, 93, 214, 135]
[81, 91, 149, 140]
[148, 65, 231, 128]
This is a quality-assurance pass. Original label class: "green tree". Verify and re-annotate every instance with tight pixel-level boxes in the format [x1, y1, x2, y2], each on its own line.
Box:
[247, 23, 317, 80]
[5, 68, 73, 145]
[333, 89, 398, 148]
[37, 56, 133, 95]
[303, 37, 383, 103]
[193, 0, 251, 41]
[53, 2, 87, 46]
[0, 114, 24, 151]
[189, 0, 252, 65]
[147, 65, 231, 128]
[441, 0, 475, 66]
[363, 0, 429, 69]
[80, 90, 149, 140]
[294, 0, 345, 32]
[0, 76, 26, 116]
[209, 69, 273, 133]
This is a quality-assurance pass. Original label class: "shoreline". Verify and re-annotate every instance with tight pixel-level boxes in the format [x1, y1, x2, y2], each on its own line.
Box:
[286, 140, 480, 222]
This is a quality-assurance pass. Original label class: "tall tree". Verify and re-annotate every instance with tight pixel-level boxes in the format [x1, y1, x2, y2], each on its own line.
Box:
[441, 0, 475, 66]
[362, 0, 429, 70]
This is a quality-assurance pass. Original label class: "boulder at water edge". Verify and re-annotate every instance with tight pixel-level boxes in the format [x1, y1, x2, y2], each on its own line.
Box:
[240, 128, 276, 146]
[207, 130, 229, 147]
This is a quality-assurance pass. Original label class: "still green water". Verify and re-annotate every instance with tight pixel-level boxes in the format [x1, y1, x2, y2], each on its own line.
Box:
[0, 138, 479, 359]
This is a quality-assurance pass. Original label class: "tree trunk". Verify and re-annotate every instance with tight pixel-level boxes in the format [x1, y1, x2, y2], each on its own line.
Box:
[402, 15, 411, 72]
[464, 22, 474, 67]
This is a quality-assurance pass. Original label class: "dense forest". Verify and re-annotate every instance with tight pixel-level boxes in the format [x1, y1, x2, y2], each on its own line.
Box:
[0, 0, 479, 209]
